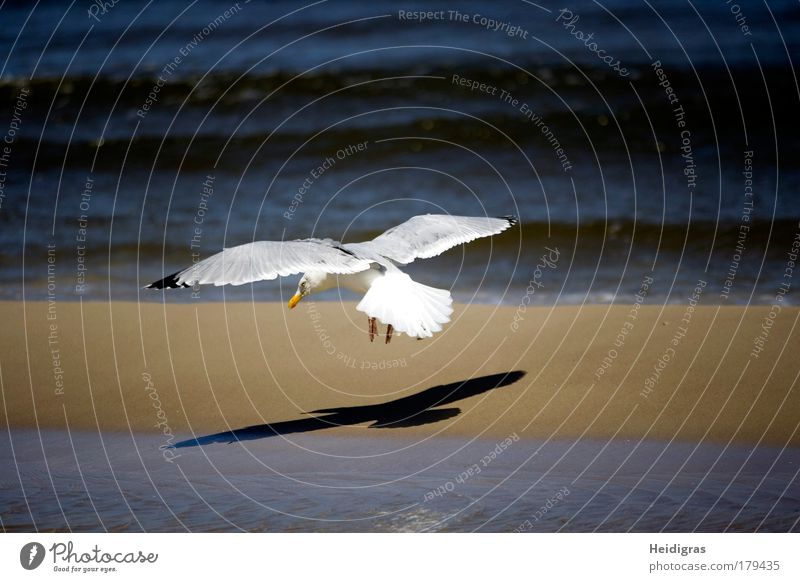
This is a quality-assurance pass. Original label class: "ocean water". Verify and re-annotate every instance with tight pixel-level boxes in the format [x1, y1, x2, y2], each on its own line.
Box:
[0, 0, 799, 305]
[1, 429, 798, 532]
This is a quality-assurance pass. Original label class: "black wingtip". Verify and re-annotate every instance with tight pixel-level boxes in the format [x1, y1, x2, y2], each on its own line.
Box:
[499, 215, 518, 227]
[145, 271, 189, 290]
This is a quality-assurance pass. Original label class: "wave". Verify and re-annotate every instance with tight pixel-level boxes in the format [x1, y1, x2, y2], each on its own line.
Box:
[3, 59, 795, 175]
[33, 218, 794, 262]
[1, 61, 793, 114]
[349, 217, 800, 253]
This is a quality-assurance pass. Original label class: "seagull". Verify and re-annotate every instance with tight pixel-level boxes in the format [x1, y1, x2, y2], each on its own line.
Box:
[147, 214, 516, 343]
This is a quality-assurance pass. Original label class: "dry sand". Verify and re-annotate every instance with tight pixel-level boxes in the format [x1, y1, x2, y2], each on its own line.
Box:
[1, 300, 798, 446]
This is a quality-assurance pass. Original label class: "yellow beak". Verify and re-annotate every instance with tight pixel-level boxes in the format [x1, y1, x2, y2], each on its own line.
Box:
[288, 293, 302, 309]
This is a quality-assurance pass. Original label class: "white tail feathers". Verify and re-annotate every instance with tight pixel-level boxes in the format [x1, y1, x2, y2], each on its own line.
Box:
[356, 272, 453, 338]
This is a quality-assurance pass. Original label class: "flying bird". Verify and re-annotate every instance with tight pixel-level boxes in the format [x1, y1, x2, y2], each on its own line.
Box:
[147, 214, 516, 343]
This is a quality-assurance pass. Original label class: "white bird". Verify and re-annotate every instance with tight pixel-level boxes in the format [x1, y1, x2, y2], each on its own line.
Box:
[147, 214, 516, 343]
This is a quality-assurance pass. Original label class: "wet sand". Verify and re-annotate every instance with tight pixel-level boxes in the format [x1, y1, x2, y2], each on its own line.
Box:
[2, 429, 798, 532]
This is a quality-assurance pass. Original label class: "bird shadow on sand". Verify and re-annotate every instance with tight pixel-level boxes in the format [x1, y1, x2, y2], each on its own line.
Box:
[170, 370, 526, 449]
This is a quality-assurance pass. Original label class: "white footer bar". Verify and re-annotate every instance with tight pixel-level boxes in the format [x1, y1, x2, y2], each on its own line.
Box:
[1, 533, 796, 580]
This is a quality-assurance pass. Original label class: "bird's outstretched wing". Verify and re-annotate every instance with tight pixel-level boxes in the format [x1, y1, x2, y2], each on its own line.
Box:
[146, 238, 371, 289]
[345, 214, 516, 265]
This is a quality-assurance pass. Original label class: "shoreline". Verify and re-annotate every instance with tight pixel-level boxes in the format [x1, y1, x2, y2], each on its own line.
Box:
[1, 301, 798, 447]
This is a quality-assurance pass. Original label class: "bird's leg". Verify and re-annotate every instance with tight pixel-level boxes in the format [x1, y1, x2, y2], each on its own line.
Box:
[368, 317, 377, 342]
[385, 324, 394, 344]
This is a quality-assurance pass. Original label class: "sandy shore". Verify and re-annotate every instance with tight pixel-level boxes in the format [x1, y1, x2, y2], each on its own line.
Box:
[1, 300, 798, 446]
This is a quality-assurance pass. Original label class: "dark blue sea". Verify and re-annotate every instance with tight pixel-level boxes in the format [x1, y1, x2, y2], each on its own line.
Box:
[0, 0, 799, 305]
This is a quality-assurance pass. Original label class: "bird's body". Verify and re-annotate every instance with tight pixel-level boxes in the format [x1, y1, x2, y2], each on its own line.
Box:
[147, 214, 516, 341]
[313, 265, 383, 296]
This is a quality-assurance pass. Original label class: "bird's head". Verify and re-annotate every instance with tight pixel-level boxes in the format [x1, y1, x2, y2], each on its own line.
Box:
[288, 272, 331, 309]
